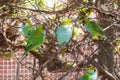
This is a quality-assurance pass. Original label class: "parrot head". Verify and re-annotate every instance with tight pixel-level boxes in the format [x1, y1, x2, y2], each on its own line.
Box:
[87, 66, 97, 75]
[27, 19, 32, 25]
[61, 18, 72, 25]
[22, 19, 27, 25]
[88, 66, 95, 70]
[82, 18, 90, 25]
[22, 19, 32, 26]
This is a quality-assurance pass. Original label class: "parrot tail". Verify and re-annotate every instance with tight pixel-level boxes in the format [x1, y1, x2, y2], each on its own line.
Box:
[23, 51, 28, 57]
[21, 51, 28, 61]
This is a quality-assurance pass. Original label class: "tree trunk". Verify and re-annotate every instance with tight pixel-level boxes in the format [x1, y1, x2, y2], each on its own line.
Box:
[97, 12, 115, 80]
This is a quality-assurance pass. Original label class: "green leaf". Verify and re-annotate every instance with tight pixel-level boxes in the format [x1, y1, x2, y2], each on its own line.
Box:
[115, 37, 120, 41]
[60, 48, 67, 56]
[73, 27, 84, 36]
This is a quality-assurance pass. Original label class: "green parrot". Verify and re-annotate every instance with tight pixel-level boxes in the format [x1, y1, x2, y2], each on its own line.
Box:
[83, 18, 107, 40]
[22, 19, 34, 39]
[23, 25, 46, 57]
[80, 66, 98, 80]
[55, 18, 73, 46]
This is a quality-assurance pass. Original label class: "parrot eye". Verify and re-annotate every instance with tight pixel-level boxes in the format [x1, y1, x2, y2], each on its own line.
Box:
[43, 26, 45, 30]
[81, 21, 85, 26]
[82, 20, 85, 24]
[22, 19, 27, 25]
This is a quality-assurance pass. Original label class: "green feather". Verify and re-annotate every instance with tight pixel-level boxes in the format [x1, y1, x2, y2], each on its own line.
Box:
[22, 19, 34, 38]
[61, 18, 72, 25]
[80, 66, 97, 80]
[56, 18, 73, 45]
[81, 73, 91, 80]
[83, 19, 107, 40]
[23, 25, 46, 56]
[22, 24, 34, 37]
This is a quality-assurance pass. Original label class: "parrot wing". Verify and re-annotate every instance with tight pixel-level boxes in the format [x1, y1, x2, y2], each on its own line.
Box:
[80, 73, 91, 80]
[91, 22, 106, 39]
[23, 27, 45, 56]
[27, 27, 34, 36]
[85, 23, 95, 36]
[91, 22, 104, 35]
[85, 20, 106, 40]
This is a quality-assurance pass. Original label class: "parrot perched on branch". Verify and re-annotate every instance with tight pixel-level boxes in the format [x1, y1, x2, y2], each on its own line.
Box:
[80, 66, 98, 80]
[82, 18, 107, 40]
[22, 19, 34, 39]
[23, 25, 46, 57]
[55, 18, 73, 46]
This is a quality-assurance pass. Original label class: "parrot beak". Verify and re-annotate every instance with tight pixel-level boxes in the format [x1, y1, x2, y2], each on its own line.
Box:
[94, 68, 97, 72]
[43, 25, 46, 30]
[82, 20, 85, 25]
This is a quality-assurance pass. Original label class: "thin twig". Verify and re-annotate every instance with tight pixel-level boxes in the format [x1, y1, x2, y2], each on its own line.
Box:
[32, 58, 36, 80]
[16, 61, 20, 80]
[58, 53, 79, 80]
[103, 22, 118, 31]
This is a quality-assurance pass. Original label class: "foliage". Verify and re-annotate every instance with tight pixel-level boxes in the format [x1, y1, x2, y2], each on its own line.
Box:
[0, 0, 120, 80]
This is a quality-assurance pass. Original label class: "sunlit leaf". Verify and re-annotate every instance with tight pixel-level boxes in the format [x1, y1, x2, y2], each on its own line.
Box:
[0, 52, 16, 60]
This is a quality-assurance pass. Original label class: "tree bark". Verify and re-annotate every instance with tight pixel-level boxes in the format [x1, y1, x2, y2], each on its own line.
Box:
[97, 13, 115, 80]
